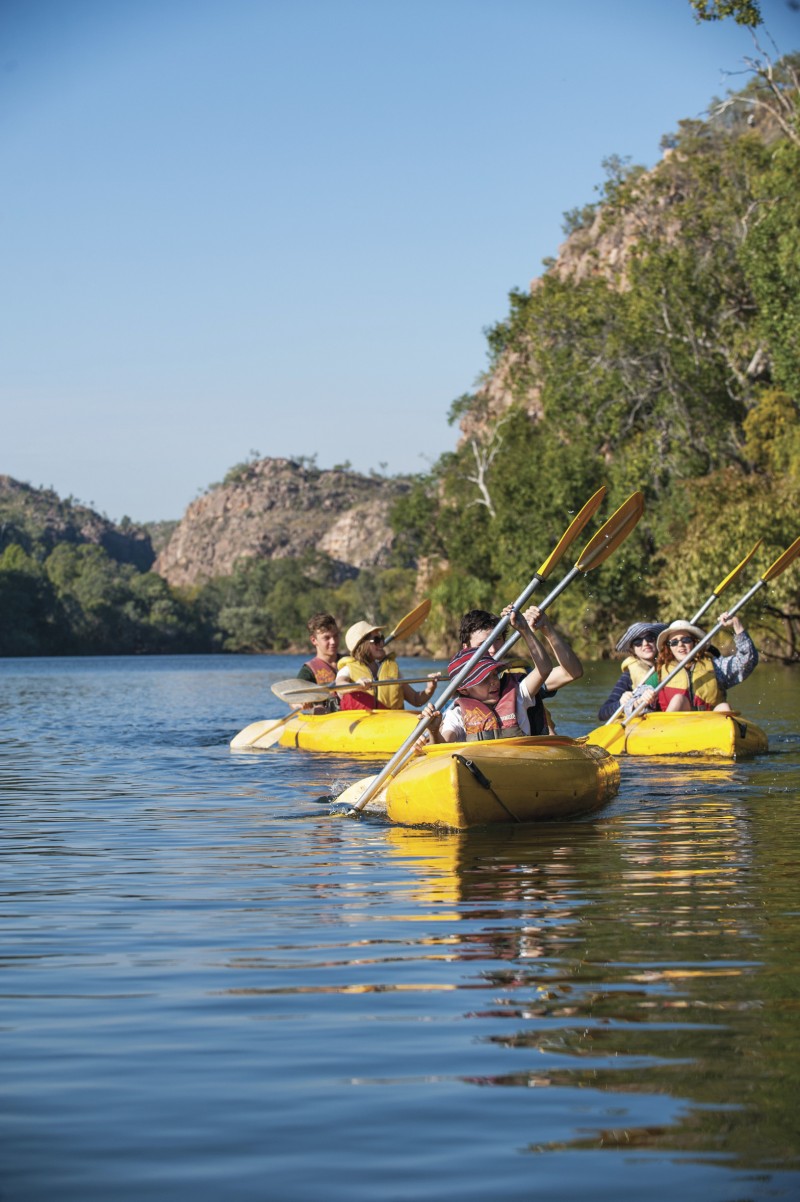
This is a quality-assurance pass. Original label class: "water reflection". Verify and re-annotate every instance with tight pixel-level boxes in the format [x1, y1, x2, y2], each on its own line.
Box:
[1, 656, 798, 1200]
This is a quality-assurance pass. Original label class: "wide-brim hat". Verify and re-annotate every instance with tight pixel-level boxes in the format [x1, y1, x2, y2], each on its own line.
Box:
[448, 650, 499, 691]
[615, 621, 668, 654]
[656, 620, 706, 652]
[345, 621, 382, 653]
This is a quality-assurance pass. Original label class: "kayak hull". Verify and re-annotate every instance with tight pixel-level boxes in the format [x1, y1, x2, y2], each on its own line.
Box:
[584, 711, 768, 758]
[382, 736, 620, 830]
[275, 709, 419, 754]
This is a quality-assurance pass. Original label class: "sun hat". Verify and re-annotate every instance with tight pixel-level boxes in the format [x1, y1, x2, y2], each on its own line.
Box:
[345, 621, 383, 653]
[615, 621, 668, 654]
[656, 620, 706, 653]
[448, 649, 500, 691]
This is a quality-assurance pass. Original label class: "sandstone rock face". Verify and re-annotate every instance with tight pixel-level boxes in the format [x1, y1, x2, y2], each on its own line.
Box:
[154, 458, 411, 587]
[0, 475, 154, 569]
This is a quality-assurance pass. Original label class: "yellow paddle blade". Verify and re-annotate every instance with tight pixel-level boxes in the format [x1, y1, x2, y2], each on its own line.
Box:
[386, 598, 431, 643]
[713, 539, 763, 596]
[762, 535, 800, 583]
[575, 491, 645, 573]
[583, 722, 628, 755]
[535, 486, 607, 579]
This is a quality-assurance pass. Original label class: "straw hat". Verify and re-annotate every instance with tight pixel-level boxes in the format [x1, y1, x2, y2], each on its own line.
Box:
[448, 650, 499, 691]
[615, 621, 668, 654]
[656, 620, 706, 652]
[345, 621, 383, 653]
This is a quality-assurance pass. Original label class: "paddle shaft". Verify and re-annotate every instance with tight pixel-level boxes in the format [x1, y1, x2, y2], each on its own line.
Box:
[278, 675, 440, 700]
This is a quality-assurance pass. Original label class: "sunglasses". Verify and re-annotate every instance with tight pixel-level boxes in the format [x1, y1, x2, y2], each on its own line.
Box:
[668, 636, 696, 647]
[631, 635, 656, 647]
[369, 634, 385, 645]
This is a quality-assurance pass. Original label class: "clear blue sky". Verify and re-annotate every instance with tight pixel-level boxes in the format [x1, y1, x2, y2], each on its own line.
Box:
[2, 0, 798, 521]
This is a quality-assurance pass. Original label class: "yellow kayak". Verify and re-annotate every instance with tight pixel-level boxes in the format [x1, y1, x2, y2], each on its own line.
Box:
[584, 711, 768, 758]
[232, 709, 420, 754]
[352, 737, 620, 830]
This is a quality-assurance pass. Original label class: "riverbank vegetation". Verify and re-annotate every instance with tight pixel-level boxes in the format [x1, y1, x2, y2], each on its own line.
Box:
[2, 39, 799, 661]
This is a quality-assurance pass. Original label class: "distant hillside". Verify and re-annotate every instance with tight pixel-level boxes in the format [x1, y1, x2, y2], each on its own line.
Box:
[154, 457, 413, 588]
[0, 476, 155, 570]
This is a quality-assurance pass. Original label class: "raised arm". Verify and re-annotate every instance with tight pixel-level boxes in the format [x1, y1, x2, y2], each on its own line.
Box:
[503, 605, 552, 697]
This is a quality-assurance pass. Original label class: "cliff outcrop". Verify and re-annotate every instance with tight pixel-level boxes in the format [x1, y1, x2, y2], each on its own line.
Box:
[154, 458, 411, 588]
[0, 476, 154, 569]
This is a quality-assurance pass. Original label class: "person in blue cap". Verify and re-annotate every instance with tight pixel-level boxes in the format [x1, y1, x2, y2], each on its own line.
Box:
[597, 621, 668, 721]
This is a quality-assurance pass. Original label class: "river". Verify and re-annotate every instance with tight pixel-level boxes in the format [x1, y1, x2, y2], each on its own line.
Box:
[1, 654, 798, 1200]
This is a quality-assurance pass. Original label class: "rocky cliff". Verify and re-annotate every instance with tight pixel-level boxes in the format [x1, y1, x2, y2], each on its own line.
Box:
[0, 475, 154, 569]
[154, 458, 411, 587]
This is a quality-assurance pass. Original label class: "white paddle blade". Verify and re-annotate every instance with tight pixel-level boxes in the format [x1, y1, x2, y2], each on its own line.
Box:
[230, 718, 287, 749]
[330, 774, 388, 813]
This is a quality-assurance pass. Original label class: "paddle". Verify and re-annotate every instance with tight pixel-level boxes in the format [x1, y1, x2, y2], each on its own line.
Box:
[690, 539, 762, 626]
[590, 534, 800, 750]
[602, 538, 764, 726]
[383, 598, 431, 647]
[334, 490, 644, 817]
[230, 710, 303, 750]
[491, 485, 607, 660]
[272, 674, 442, 705]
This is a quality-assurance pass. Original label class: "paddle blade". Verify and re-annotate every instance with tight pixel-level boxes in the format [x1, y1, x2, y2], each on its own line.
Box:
[713, 539, 762, 597]
[332, 774, 388, 813]
[230, 715, 292, 749]
[762, 535, 800, 583]
[535, 486, 607, 579]
[575, 491, 645, 573]
[271, 677, 330, 703]
[385, 598, 431, 645]
[583, 722, 628, 754]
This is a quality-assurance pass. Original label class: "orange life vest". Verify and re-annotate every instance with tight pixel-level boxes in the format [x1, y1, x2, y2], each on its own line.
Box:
[455, 677, 525, 741]
[305, 656, 337, 685]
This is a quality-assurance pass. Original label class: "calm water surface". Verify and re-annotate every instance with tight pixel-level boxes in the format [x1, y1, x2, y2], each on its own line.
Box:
[1, 654, 799, 1201]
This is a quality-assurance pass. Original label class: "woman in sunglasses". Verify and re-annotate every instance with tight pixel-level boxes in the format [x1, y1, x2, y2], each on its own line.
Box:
[649, 615, 758, 712]
[335, 620, 439, 711]
[597, 622, 668, 721]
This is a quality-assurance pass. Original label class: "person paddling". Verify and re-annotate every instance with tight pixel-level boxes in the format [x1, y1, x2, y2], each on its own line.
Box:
[422, 605, 553, 743]
[597, 621, 667, 721]
[335, 620, 438, 711]
[459, 605, 582, 735]
[645, 615, 758, 712]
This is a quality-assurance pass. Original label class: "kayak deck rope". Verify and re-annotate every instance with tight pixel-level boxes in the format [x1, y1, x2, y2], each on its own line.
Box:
[451, 754, 521, 823]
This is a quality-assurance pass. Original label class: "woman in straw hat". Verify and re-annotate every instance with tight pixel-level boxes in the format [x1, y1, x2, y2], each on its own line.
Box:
[646, 614, 758, 712]
[597, 621, 667, 721]
[335, 620, 439, 711]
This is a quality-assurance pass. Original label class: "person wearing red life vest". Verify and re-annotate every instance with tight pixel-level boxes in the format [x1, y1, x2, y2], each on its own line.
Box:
[422, 605, 553, 744]
[295, 612, 341, 714]
[639, 615, 759, 712]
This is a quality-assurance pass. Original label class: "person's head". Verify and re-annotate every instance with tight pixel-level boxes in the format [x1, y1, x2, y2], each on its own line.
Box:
[307, 613, 340, 663]
[459, 609, 502, 654]
[345, 620, 386, 667]
[656, 620, 705, 667]
[448, 649, 502, 705]
[615, 621, 667, 665]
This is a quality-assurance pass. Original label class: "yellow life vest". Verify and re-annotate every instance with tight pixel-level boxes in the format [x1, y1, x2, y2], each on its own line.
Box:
[337, 654, 405, 710]
[658, 655, 724, 711]
[622, 655, 659, 690]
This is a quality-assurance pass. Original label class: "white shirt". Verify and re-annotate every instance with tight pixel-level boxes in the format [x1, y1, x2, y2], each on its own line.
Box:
[439, 680, 534, 742]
